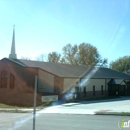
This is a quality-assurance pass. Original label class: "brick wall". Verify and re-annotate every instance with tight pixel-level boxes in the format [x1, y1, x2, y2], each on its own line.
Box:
[0, 59, 41, 106]
[54, 76, 64, 99]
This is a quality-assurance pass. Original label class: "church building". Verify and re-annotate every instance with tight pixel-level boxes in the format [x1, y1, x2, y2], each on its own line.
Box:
[0, 27, 130, 106]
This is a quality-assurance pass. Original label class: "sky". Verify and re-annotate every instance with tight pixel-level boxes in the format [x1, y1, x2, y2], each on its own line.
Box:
[0, 0, 130, 64]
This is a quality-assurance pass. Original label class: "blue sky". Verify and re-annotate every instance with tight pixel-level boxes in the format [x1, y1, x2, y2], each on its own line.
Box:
[0, 0, 130, 64]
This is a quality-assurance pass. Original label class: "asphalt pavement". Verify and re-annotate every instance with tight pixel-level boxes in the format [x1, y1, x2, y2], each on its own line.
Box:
[0, 113, 129, 130]
[0, 97, 130, 130]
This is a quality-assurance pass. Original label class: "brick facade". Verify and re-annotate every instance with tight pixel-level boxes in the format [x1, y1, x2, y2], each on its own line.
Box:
[0, 59, 41, 106]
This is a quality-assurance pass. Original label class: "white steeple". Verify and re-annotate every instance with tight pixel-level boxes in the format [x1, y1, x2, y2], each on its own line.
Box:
[9, 25, 17, 59]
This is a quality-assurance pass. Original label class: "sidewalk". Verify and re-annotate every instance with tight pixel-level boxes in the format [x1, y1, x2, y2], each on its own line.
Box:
[0, 97, 130, 115]
[38, 97, 130, 115]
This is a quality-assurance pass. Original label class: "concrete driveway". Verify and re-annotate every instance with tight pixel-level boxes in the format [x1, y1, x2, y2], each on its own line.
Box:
[39, 97, 130, 114]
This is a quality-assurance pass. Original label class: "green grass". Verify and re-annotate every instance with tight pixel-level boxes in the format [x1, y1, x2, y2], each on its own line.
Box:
[0, 103, 47, 109]
[0, 102, 51, 113]
[0, 103, 21, 108]
[0, 109, 28, 113]
[95, 112, 130, 116]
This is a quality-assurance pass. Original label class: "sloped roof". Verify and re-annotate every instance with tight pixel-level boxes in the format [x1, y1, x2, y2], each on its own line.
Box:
[1, 58, 130, 79]
[14, 59, 130, 79]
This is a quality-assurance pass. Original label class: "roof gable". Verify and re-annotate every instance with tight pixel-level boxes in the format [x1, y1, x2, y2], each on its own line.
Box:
[107, 79, 125, 85]
[0, 58, 25, 67]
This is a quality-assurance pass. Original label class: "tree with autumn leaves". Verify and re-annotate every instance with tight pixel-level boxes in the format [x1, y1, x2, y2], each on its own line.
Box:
[37, 43, 108, 67]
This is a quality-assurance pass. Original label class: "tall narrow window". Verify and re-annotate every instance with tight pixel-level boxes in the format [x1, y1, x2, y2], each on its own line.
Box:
[0, 70, 7, 88]
[101, 85, 103, 95]
[83, 87, 86, 97]
[10, 73, 15, 89]
[93, 85, 95, 96]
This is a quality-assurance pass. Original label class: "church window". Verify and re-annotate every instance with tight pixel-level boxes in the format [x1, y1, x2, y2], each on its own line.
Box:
[0, 70, 8, 88]
[10, 73, 15, 89]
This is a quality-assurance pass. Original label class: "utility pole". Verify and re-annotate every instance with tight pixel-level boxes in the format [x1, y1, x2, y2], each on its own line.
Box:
[33, 75, 37, 130]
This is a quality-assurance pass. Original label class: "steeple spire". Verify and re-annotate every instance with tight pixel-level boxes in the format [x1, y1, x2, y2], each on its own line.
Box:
[9, 25, 17, 59]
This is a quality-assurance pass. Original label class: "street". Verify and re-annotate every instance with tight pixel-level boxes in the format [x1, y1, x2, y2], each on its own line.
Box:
[0, 97, 130, 130]
[0, 113, 129, 130]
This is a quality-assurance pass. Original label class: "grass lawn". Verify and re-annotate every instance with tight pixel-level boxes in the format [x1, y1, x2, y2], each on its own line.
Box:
[95, 112, 130, 116]
[0, 103, 48, 113]
[0, 103, 47, 109]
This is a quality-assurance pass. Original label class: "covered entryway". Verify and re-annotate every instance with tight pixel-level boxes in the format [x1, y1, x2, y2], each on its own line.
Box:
[108, 79, 126, 96]
[125, 80, 130, 95]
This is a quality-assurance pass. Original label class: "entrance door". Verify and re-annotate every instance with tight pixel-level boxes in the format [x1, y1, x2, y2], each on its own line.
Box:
[108, 84, 119, 96]
[119, 85, 126, 96]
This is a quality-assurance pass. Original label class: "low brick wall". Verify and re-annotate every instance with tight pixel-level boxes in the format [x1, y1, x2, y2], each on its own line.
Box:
[81, 90, 108, 100]
[0, 89, 41, 107]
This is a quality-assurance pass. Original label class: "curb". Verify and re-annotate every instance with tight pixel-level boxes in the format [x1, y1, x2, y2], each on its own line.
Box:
[95, 112, 130, 116]
[0, 108, 41, 113]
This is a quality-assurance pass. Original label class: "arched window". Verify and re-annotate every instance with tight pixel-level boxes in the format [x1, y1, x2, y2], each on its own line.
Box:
[10, 73, 15, 89]
[0, 70, 8, 88]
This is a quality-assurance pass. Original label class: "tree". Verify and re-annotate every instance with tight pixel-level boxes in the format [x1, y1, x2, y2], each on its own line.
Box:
[62, 43, 107, 66]
[110, 56, 130, 72]
[47, 52, 61, 63]
[36, 54, 46, 62]
[21, 57, 31, 60]
[62, 44, 78, 64]
[60, 57, 66, 64]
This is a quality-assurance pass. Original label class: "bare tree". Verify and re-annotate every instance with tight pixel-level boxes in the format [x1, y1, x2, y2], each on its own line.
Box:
[21, 57, 31, 60]
[36, 54, 47, 62]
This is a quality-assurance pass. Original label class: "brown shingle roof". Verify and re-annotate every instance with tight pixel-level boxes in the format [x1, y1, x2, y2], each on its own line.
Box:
[1, 58, 130, 79]
[10, 59, 130, 79]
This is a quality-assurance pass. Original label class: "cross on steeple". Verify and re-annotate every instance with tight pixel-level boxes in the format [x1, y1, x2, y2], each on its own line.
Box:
[9, 25, 17, 59]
